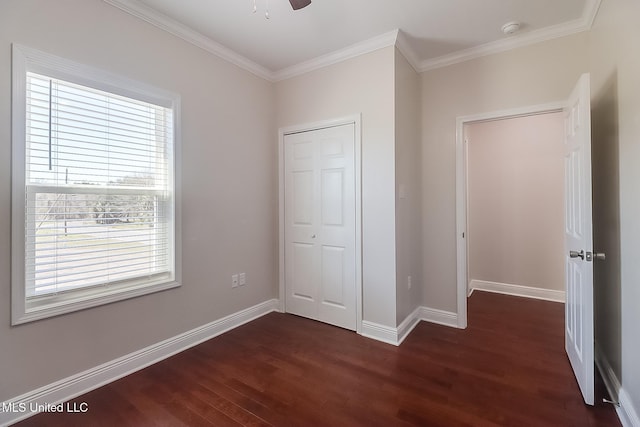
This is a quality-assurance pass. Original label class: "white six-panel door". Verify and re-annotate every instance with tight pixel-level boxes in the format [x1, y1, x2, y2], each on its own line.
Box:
[284, 124, 356, 330]
[564, 73, 594, 405]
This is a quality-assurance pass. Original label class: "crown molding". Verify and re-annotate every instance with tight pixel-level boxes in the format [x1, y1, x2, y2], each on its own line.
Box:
[418, 0, 602, 73]
[103, 0, 601, 80]
[583, 0, 603, 28]
[102, 0, 405, 82]
[102, 0, 274, 81]
[272, 29, 400, 81]
[394, 30, 420, 72]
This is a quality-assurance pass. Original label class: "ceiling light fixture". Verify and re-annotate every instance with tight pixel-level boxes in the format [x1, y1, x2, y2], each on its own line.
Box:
[501, 21, 521, 35]
[253, 0, 311, 19]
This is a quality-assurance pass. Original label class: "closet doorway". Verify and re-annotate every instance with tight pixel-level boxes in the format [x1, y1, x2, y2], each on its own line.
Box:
[278, 116, 363, 332]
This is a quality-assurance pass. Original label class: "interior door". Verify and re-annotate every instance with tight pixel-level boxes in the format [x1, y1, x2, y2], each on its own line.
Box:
[564, 73, 594, 405]
[284, 123, 356, 330]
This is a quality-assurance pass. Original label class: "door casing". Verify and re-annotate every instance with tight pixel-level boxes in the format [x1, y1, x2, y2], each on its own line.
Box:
[278, 114, 363, 334]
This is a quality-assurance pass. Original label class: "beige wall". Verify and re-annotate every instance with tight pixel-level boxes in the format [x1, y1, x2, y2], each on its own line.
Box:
[0, 0, 276, 400]
[275, 47, 397, 327]
[4, 0, 639, 418]
[589, 0, 640, 413]
[466, 113, 565, 292]
[421, 33, 589, 311]
[394, 48, 423, 324]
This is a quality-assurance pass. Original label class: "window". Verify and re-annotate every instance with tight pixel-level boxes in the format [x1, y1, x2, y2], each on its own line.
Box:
[11, 45, 181, 324]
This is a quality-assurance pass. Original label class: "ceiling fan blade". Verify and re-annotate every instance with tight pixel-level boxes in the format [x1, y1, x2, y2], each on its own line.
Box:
[289, 0, 311, 10]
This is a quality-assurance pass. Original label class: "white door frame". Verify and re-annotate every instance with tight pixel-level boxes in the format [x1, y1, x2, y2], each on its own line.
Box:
[278, 114, 363, 334]
[455, 102, 565, 329]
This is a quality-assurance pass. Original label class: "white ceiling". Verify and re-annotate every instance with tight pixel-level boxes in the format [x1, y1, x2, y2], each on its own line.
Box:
[105, 0, 600, 80]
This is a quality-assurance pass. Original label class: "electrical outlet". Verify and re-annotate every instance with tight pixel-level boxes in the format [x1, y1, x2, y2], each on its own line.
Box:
[239, 273, 246, 286]
[408, 275, 412, 290]
[232, 274, 239, 288]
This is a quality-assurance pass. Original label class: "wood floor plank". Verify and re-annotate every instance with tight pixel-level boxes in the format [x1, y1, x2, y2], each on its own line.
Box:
[15, 291, 620, 426]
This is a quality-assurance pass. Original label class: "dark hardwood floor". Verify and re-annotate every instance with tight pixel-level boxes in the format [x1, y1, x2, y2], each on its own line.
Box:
[16, 291, 620, 426]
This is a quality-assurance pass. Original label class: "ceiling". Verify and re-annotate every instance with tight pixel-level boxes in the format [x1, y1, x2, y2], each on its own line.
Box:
[104, 0, 600, 81]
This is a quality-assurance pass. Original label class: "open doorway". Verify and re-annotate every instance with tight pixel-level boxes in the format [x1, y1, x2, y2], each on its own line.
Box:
[455, 76, 596, 406]
[454, 102, 566, 329]
[464, 112, 566, 303]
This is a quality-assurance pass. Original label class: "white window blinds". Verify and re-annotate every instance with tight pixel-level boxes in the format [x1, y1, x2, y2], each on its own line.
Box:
[24, 72, 174, 298]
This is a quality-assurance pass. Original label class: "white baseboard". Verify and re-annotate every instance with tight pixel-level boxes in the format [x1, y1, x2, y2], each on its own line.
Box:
[593, 342, 640, 427]
[619, 388, 640, 427]
[419, 306, 459, 328]
[361, 306, 459, 347]
[470, 279, 565, 303]
[361, 320, 399, 346]
[0, 299, 279, 427]
[595, 341, 621, 402]
[397, 307, 422, 345]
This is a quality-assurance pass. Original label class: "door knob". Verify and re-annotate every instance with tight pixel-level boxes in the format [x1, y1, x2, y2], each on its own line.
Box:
[569, 250, 585, 260]
[593, 252, 606, 261]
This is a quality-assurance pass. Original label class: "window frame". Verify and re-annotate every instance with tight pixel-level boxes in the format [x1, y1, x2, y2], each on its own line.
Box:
[11, 44, 182, 325]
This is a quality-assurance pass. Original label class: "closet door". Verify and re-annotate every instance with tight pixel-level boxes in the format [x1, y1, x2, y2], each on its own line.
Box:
[284, 123, 356, 330]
